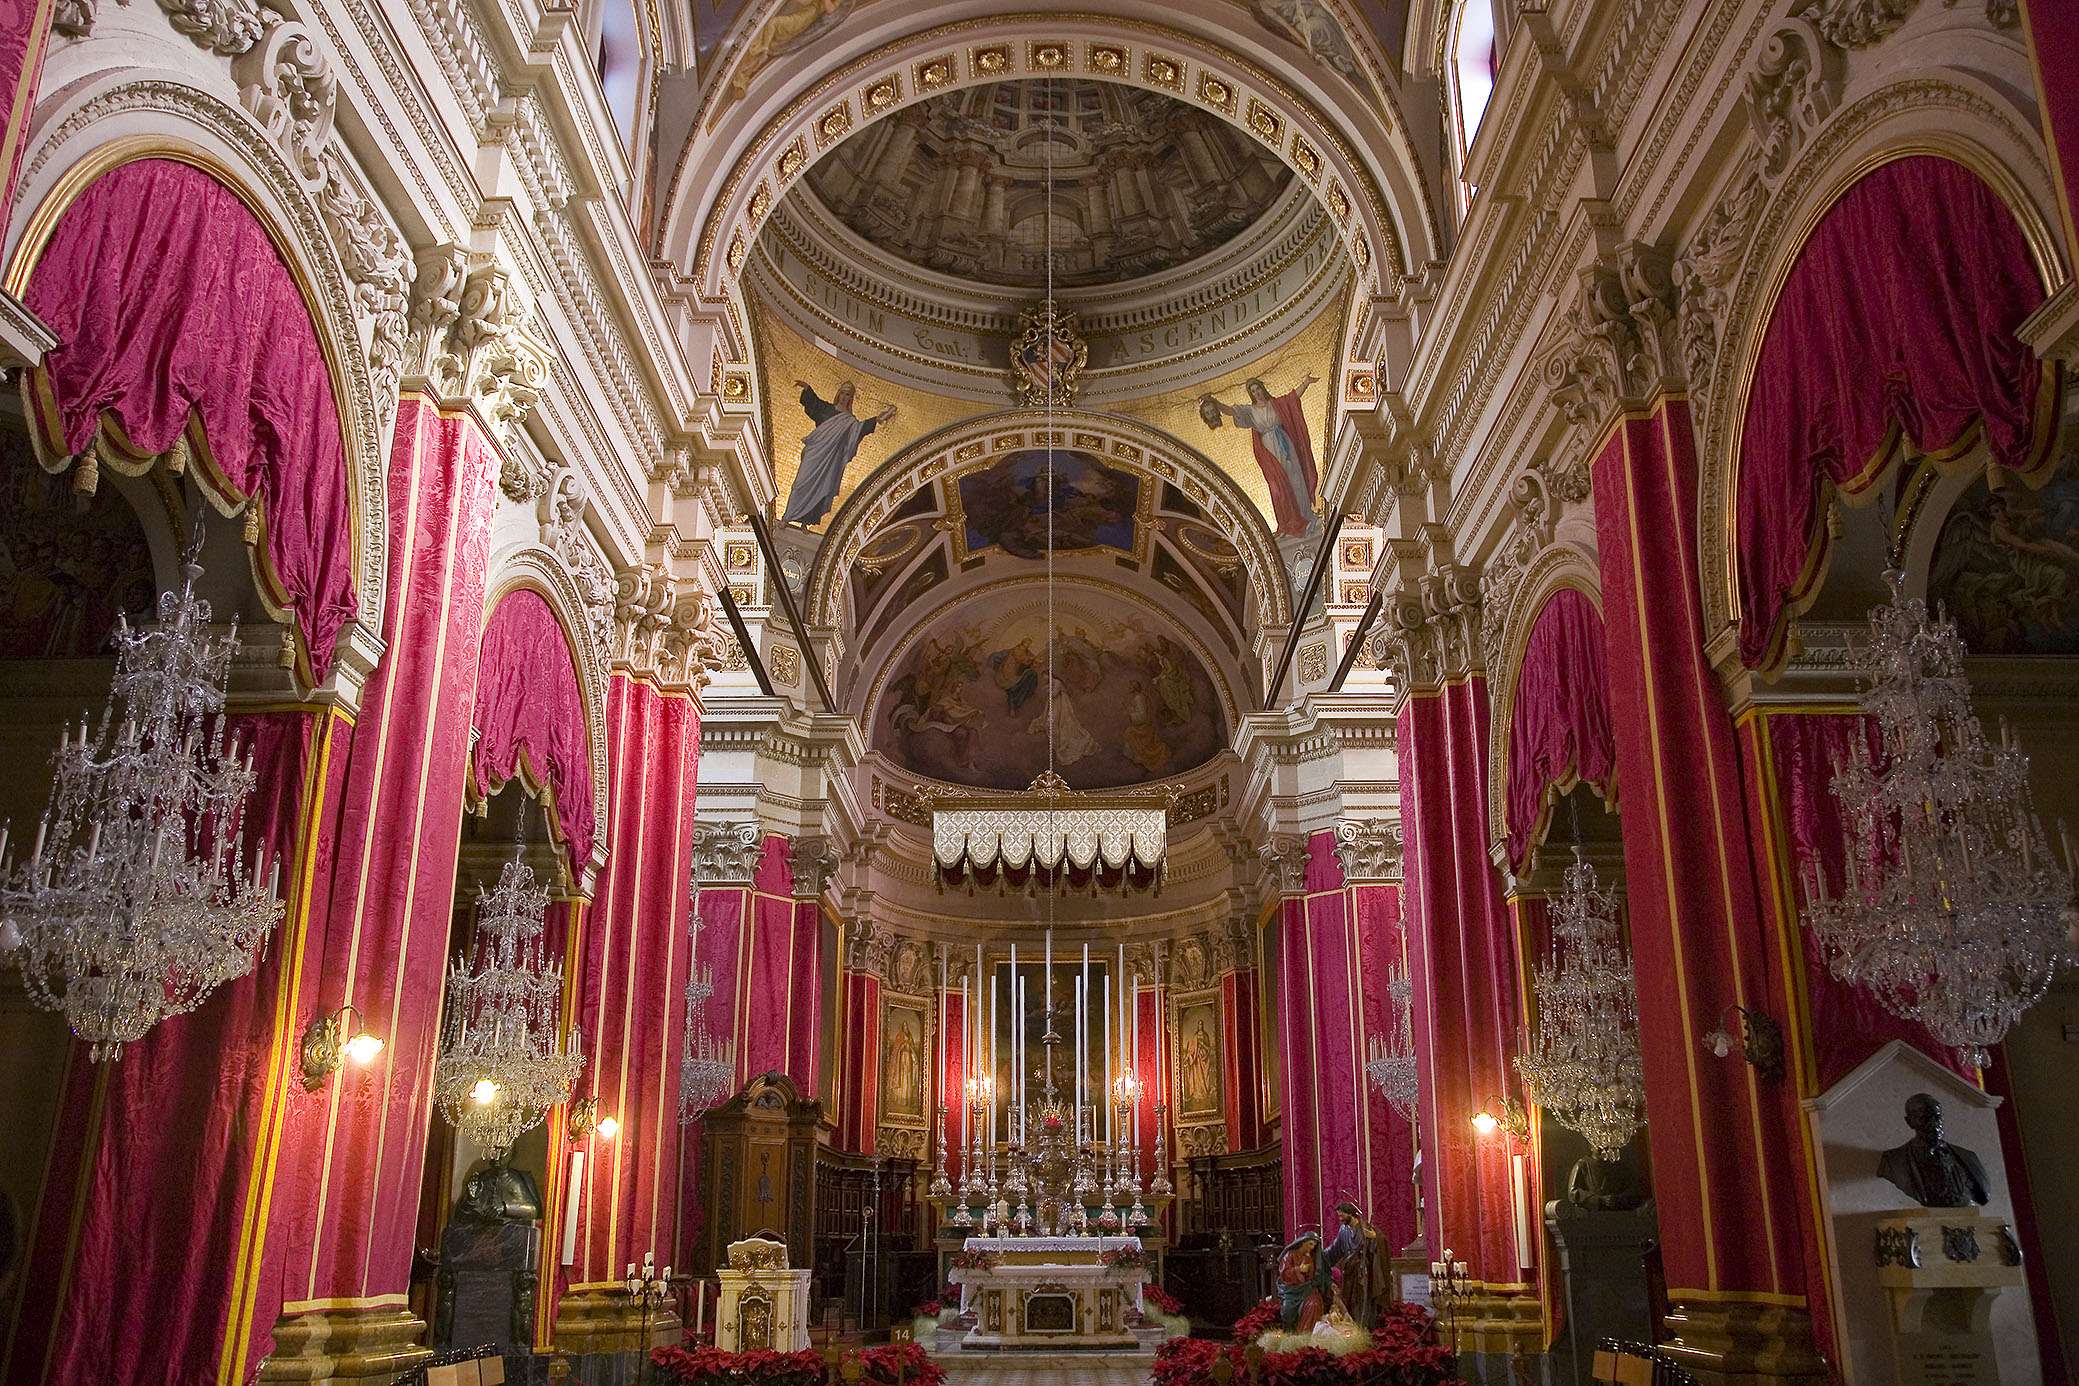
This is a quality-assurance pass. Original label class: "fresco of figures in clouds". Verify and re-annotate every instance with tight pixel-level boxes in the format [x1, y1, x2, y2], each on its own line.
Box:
[873, 593, 1229, 791]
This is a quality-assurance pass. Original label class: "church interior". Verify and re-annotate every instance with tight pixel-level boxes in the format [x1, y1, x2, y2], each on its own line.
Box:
[0, 1, 2076, 1383]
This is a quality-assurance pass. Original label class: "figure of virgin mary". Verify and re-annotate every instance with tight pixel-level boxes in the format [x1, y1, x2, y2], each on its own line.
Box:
[1201, 373, 1321, 537]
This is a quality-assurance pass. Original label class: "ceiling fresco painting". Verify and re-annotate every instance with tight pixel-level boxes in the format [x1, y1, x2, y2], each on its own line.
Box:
[954, 450, 1145, 563]
[803, 80, 1293, 291]
[698, 0, 881, 126]
[873, 591, 1231, 791]
[755, 299, 986, 535]
[1929, 461, 2079, 657]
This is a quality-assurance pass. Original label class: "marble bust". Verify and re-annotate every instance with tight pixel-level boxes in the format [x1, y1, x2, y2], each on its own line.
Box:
[1877, 1093, 1990, 1209]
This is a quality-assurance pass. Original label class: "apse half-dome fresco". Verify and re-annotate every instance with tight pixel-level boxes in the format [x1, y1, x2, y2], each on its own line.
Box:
[872, 590, 1229, 791]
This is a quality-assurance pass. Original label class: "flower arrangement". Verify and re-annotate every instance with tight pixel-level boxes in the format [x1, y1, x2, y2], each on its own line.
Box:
[1151, 1303, 1463, 1386]
[1100, 1246, 1149, 1274]
[949, 1248, 999, 1272]
[652, 1343, 946, 1386]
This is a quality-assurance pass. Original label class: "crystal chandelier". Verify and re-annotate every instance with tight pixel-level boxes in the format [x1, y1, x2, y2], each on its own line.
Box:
[1514, 847, 1645, 1161]
[0, 540, 283, 1061]
[1364, 962, 1419, 1118]
[1800, 570, 2075, 1069]
[435, 835, 583, 1157]
[678, 892, 735, 1119]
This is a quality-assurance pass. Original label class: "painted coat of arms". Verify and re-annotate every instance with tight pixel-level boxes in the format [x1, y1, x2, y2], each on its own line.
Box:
[1008, 300, 1088, 408]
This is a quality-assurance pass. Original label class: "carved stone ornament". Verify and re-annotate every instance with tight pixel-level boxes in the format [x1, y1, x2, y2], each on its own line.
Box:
[1746, 17, 1841, 185]
[1673, 153, 1766, 424]
[1541, 243, 1681, 434]
[1260, 835, 1310, 896]
[691, 822, 765, 888]
[847, 920, 893, 980]
[537, 471, 616, 668]
[1171, 935, 1214, 992]
[1179, 1124, 1227, 1159]
[1007, 300, 1088, 408]
[726, 1236, 789, 1271]
[788, 835, 841, 900]
[877, 1127, 927, 1161]
[1389, 562, 1484, 692]
[1793, 0, 1913, 49]
[886, 937, 934, 996]
[1333, 820, 1403, 883]
[406, 249, 553, 453]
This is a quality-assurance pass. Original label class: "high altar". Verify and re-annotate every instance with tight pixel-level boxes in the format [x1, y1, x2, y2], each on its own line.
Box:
[925, 934, 1173, 1350]
[948, 1235, 1147, 1349]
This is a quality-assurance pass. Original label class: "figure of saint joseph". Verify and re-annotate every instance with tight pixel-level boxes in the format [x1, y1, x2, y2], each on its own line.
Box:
[781, 380, 896, 527]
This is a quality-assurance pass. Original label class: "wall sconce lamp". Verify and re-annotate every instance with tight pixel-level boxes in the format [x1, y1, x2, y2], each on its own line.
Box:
[568, 1096, 622, 1143]
[1701, 1005, 1786, 1082]
[299, 1005, 384, 1091]
[1470, 1095, 1529, 1143]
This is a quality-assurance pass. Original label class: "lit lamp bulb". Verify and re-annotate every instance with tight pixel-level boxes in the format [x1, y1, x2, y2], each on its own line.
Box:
[596, 1116, 621, 1141]
[471, 1078, 499, 1105]
[343, 1032, 384, 1067]
[1470, 1109, 1500, 1138]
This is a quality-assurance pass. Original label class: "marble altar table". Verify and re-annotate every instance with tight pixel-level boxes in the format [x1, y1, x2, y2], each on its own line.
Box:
[948, 1236, 1147, 1350]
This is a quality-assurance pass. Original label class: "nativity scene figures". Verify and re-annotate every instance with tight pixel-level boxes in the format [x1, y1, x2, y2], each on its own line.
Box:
[780, 380, 897, 528]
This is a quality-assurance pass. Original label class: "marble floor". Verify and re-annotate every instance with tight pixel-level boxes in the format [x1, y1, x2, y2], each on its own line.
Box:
[933, 1350, 1156, 1386]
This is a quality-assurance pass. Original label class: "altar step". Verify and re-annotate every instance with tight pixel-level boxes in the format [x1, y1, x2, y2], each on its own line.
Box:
[931, 1348, 1157, 1386]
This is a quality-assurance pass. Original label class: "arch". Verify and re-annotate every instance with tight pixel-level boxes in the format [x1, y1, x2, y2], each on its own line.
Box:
[659, 9, 1440, 318]
[15, 156, 361, 683]
[6, 80, 392, 688]
[806, 409, 1294, 632]
[1485, 544, 1610, 867]
[472, 582, 608, 888]
[857, 570, 1243, 791]
[1694, 77, 2067, 657]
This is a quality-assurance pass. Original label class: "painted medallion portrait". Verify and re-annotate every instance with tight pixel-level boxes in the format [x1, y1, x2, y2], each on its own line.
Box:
[873, 593, 1228, 791]
[957, 450, 1140, 561]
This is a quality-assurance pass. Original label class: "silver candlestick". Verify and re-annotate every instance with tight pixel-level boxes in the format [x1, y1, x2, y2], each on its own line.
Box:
[1149, 1101, 1173, 1197]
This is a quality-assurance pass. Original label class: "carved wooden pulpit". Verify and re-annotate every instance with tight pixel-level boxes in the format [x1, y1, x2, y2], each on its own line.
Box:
[697, 1071, 825, 1277]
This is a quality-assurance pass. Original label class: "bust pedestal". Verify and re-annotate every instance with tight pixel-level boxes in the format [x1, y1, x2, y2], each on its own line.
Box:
[1875, 1214, 2024, 1386]
[715, 1237, 812, 1353]
[1546, 1203, 1657, 1385]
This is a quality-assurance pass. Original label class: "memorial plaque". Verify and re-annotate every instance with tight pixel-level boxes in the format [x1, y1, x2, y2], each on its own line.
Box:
[1897, 1336, 1998, 1386]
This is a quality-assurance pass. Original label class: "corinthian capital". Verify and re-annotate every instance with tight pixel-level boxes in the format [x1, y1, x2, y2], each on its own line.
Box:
[1333, 820, 1403, 883]
[690, 821, 764, 888]
[405, 249, 552, 461]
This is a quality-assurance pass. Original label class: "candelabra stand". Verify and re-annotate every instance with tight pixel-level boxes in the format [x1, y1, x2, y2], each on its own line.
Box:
[1149, 1102, 1173, 1198]
[1429, 1249, 1471, 1360]
[930, 1104, 953, 1199]
[625, 1252, 672, 1383]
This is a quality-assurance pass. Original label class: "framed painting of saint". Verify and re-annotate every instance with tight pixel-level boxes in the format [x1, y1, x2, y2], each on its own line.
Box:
[1175, 996, 1223, 1122]
[879, 996, 929, 1124]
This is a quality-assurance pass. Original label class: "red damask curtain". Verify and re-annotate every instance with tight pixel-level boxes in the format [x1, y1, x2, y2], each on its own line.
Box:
[1736, 155, 2055, 669]
[23, 158, 358, 675]
[471, 587, 597, 868]
[1502, 586, 1615, 869]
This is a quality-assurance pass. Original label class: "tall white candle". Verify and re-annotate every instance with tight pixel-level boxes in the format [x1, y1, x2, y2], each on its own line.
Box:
[1045, 926, 1053, 1027]
[989, 965, 998, 1146]
[1009, 943, 1019, 1142]
[939, 945, 949, 1130]
[961, 974, 971, 1151]
[1073, 975, 1083, 1145]
[1102, 973, 1113, 1147]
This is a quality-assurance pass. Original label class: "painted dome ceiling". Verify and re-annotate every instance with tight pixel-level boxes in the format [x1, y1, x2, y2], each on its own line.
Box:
[844, 446, 1254, 792]
[802, 78, 1294, 289]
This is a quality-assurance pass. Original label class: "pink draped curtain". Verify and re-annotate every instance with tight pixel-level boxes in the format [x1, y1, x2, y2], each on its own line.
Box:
[1736, 155, 2054, 669]
[23, 158, 358, 675]
[1503, 586, 1616, 868]
[471, 587, 597, 868]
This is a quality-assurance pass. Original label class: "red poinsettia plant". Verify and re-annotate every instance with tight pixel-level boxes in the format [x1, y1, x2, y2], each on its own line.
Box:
[1099, 1246, 1149, 1273]
[1151, 1301, 1464, 1386]
[949, 1248, 998, 1271]
[1144, 1284, 1184, 1316]
[652, 1343, 946, 1386]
